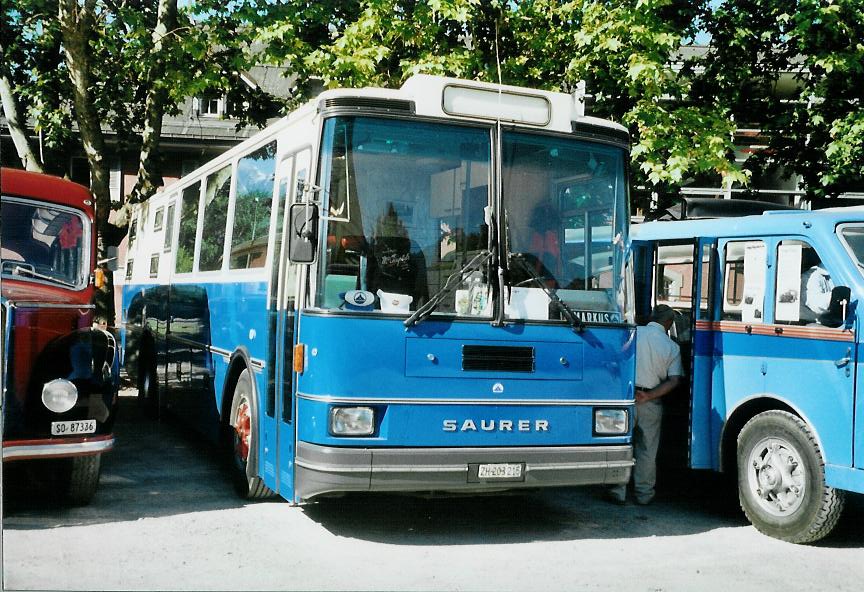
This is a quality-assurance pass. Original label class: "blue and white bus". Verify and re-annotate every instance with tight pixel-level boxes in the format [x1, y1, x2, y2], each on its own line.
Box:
[121, 75, 636, 503]
[634, 202, 864, 542]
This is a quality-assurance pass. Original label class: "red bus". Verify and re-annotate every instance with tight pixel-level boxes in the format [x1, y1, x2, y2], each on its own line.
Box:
[1, 168, 119, 504]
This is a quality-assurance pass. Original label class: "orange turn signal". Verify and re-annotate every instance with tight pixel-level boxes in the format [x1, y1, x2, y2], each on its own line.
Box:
[94, 267, 106, 289]
[293, 344, 305, 374]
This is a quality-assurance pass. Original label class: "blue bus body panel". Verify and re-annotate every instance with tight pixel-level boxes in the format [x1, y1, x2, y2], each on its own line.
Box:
[295, 313, 635, 448]
[634, 208, 864, 486]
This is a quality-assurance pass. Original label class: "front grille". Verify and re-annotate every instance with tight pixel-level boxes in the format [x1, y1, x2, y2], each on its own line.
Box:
[462, 345, 535, 373]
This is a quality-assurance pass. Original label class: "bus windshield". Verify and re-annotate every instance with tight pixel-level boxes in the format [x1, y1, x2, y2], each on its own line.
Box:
[502, 133, 629, 322]
[316, 116, 491, 315]
[0, 198, 89, 289]
[314, 116, 630, 323]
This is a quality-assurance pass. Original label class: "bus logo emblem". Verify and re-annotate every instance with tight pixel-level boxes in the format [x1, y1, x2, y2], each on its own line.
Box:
[492, 383, 504, 393]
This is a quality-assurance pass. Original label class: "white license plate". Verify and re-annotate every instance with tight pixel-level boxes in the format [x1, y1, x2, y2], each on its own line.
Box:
[478, 463, 523, 479]
[51, 419, 96, 436]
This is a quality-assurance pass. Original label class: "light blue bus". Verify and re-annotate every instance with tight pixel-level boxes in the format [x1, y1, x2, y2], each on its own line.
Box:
[634, 202, 864, 542]
[120, 75, 636, 503]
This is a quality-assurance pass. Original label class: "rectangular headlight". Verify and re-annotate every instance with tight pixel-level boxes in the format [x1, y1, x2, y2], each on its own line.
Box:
[594, 408, 628, 436]
[329, 406, 375, 436]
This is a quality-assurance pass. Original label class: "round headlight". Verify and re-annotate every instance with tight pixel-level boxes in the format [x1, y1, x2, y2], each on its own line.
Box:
[42, 379, 79, 413]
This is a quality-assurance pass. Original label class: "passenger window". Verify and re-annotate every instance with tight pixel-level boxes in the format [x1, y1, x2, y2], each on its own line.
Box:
[176, 182, 201, 273]
[153, 207, 164, 232]
[655, 243, 695, 342]
[230, 142, 277, 269]
[775, 240, 834, 326]
[723, 240, 765, 322]
[199, 164, 232, 271]
[164, 202, 175, 252]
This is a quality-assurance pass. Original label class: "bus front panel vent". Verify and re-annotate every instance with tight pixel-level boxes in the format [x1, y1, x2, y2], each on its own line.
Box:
[462, 345, 535, 373]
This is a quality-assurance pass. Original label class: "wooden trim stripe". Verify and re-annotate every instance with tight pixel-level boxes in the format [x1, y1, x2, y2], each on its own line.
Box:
[694, 319, 854, 342]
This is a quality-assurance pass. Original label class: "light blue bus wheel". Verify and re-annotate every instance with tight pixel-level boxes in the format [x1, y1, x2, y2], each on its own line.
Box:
[736, 410, 845, 544]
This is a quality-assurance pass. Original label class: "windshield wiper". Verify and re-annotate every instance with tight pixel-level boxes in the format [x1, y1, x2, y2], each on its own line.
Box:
[508, 253, 585, 332]
[404, 249, 492, 328]
[7, 264, 77, 288]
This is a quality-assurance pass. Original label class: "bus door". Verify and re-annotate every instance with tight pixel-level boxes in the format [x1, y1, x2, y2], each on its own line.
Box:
[650, 240, 701, 468]
[690, 238, 715, 468]
[260, 148, 309, 497]
[766, 239, 855, 470]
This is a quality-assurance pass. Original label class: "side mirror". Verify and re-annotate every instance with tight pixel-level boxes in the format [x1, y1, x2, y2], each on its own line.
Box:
[288, 203, 319, 264]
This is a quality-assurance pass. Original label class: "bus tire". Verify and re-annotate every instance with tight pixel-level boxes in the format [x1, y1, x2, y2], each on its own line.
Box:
[228, 368, 274, 500]
[137, 350, 159, 419]
[736, 410, 845, 543]
[63, 454, 102, 506]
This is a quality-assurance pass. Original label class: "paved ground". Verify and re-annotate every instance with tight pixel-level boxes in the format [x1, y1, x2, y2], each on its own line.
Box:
[2, 390, 863, 591]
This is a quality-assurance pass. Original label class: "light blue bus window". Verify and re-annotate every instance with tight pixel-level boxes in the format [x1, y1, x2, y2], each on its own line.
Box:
[723, 240, 765, 323]
[774, 240, 833, 326]
[230, 142, 277, 269]
[175, 182, 201, 273]
[199, 164, 232, 271]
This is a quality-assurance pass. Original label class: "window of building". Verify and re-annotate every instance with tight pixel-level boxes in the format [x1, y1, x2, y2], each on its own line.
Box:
[149, 254, 160, 278]
[153, 207, 164, 232]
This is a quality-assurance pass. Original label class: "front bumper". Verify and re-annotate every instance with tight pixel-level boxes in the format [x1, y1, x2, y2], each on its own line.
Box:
[295, 442, 633, 501]
[2, 434, 114, 461]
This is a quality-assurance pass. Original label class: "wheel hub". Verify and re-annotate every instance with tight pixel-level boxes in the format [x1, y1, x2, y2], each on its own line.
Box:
[234, 400, 251, 462]
[748, 438, 806, 517]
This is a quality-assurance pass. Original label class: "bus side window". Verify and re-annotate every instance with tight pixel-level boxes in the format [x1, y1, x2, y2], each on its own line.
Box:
[176, 182, 202, 274]
[163, 201, 176, 252]
[230, 141, 277, 270]
[655, 242, 695, 343]
[722, 240, 766, 323]
[199, 164, 232, 272]
[774, 240, 834, 326]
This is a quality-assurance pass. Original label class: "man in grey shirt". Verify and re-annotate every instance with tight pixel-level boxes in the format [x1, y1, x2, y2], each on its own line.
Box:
[608, 304, 683, 505]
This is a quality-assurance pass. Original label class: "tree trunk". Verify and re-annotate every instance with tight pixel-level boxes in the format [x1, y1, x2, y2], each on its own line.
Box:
[58, 0, 113, 326]
[58, 0, 111, 252]
[0, 72, 44, 173]
[128, 0, 178, 206]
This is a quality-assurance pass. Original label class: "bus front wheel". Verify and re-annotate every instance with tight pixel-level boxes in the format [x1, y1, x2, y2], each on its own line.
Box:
[228, 368, 274, 500]
[736, 410, 845, 543]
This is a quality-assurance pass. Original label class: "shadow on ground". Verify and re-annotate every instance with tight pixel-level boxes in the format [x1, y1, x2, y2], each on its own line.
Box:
[3, 393, 257, 529]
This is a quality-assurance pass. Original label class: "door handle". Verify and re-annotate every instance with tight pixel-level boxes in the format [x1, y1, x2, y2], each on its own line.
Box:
[835, 348, 852, 368]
